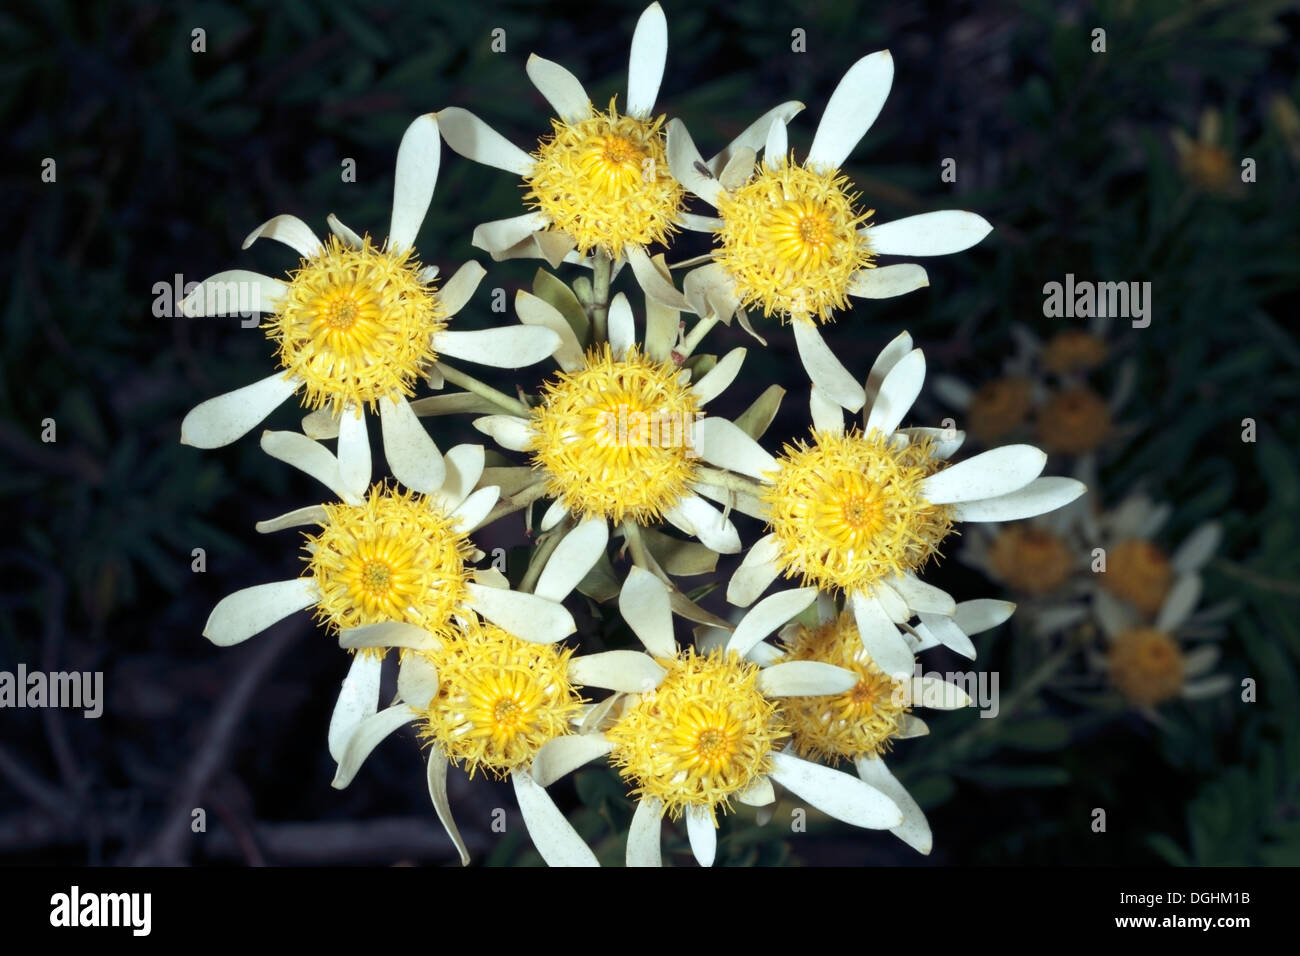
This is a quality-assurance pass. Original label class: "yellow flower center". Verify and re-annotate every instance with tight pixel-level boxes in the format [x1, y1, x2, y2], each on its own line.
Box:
[968, 377, 1032, 443]
[418, 622, 582, 779]
[265, 235, 445, 415]
[714, 157, 874, 324]
[606, 648, 783, 822]
[525, 98, 684, 258]
[1107, 627, 1185, 707]
[1041, 331, 1108, 375]
[528, 345, 702, 524]
[780, 612, 908, 761]
[988, 525, 1074, 594]
[305, 484, 472, 640]
[762, 430, 954, 595]
[1036, 386, 1112, 455]
[1102, 538, 1172, 617]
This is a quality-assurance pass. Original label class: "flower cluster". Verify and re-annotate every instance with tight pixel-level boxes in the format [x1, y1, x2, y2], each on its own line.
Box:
[181, 4, 1094, 867]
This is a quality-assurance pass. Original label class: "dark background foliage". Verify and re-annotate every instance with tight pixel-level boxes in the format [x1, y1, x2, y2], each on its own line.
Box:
[2, 0, 1298, 866]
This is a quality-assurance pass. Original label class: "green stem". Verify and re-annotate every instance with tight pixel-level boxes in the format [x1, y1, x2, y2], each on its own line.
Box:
[694, 465, 764, 497]
[677, 314, 719, 359]
[481, 480, 550, 527]
[620, 519, 670, 583]
[518, 515, 573, 594]
[589, 250, 612, 345]
[436, 362, 531, 417]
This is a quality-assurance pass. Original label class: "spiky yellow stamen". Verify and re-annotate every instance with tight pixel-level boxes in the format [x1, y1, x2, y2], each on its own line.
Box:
[417, 621, 582, 779]
[762, 430, 954, 595]
[528, 345, 702, 523]
[606, 648, 783, 822]
[305, 484, 472, 640]
[714, 157, 874, 324]
[1036, 386, 1112, 455]
[988, 524, 1074, 594]
[780, 612, 908, 762]
[1102, 539, 1172, 617]
[1108, 626, 1185, 707]
[265, 235, 444, 415]
[525, 98, 683, 257]
[968, 377, 1032, 443]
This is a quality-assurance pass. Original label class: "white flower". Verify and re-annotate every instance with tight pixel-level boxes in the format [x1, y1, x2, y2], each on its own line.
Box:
[179, 114, 561, 495]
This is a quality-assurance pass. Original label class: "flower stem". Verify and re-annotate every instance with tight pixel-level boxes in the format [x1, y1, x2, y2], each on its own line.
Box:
[481, 480, 550, 527]
[436, 362, 531, 417]
[589, 250, 612, 345]
[694, 465, 765, 498]
[677, 315, 720, 359]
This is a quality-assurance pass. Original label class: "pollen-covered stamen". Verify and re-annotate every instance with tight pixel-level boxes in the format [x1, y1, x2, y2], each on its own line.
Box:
[1036, 386, 1112, 455]
[715, 157, 874, 324]
[1108, 626, 1185, 707]
[525, 98, 684, 257]
[988, 525, 1074, 594]
[606, 648, 783, 822]
[306, 483, 473, 640]
[762, 429, 955, 595]
[529, 345, 702, 524]
[1102, 539, 1172, 617]
[417, 622, 582, 779]
[267, 235, 445, 415]
[780, 612, 908, 761]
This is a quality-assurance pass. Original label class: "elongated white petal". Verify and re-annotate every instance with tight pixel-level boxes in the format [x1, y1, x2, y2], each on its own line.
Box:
[953, 599, 1016, 635]
[328, 652, 383, 762]
[535, 519, 609, 602]
[331, 704, 417, 789]
[921, 445, 1047, 505]
[396, 654, 439, 710]
[626, 246, 691, 311]
[569, 651, 666, 693]
[626, 2, 667, 118]
[437, 326, 561, 369]
[663, 494, 741, 554]
[472, 212, 549, 255]
[1182, 675, 1234, 699]
[898, 426, 965, 460]
[242, 214, 322, 258]
[339, 621, 438, 651]
[513, 769, 599, 867]
[1093, 591, 1132, 642]
[693, 417, 777, 479]
[531, 733, 614, 787]
[897, 714, 929, 738]
[1183, 645, 1221, 679]
[847, 264, 929, 300]
[808, 386, 844, 435]
[436, 444, 485, 513]
[906, 676, 971, 710]
[426, 747, 470, 865]
[763, 116, 788, 168]
[327, 213, 363, 248]
[807, 50, 894, 170]
[707, 101, 805, 174]
[1157, 574, 1202, 633]
[608, 292, 636, 358]
[855, 755, 931, 854]
[768, 751, 903, 829]
[891, 573, 956, 616]
[336, 406, 371, 501]
[436, 107, 533, 175]
[666, 119, 722, 205]
[953, 477, 1086, 521]
[873, 582, 910, 623]
[449, 485, 500, 533]
[437, 260, 487, 317]
[737, 775, 775, 807]
[793, 319, 866, 412]
[1171, 522, 1222, 575]
[539, 497, 568, 532]
[850, 590, 913, 678]
[181, 373, 297, 449]
[618, 566, 677, 658]
[915, 612, 976, 659]
[261, 429, 355, 502]
[302, 407, 340, 440]
[515, 291, 585, 371]
[255, 504, 328, 534]
[472, 413, 534, 452]
[692, 348, 746, 407]
[729, 588, 817, 657]
[759, 661, 858, 697]
[388, 113, 440, 252]
[203, 578, 317, 647]
[627, 798, 662, 867]
[466, 584, 575, 642]
[865, 348, 925, 436]
[863, 330, 913, 410]
[685, 805, 716, 867]
[726, 533, 783, 607]
[682, 262, 740, 323]
[178, 270, 286, 317]
[380, 396, 445, 494]
[526, 54, 591, 123]
[866, 210, 993, 257]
